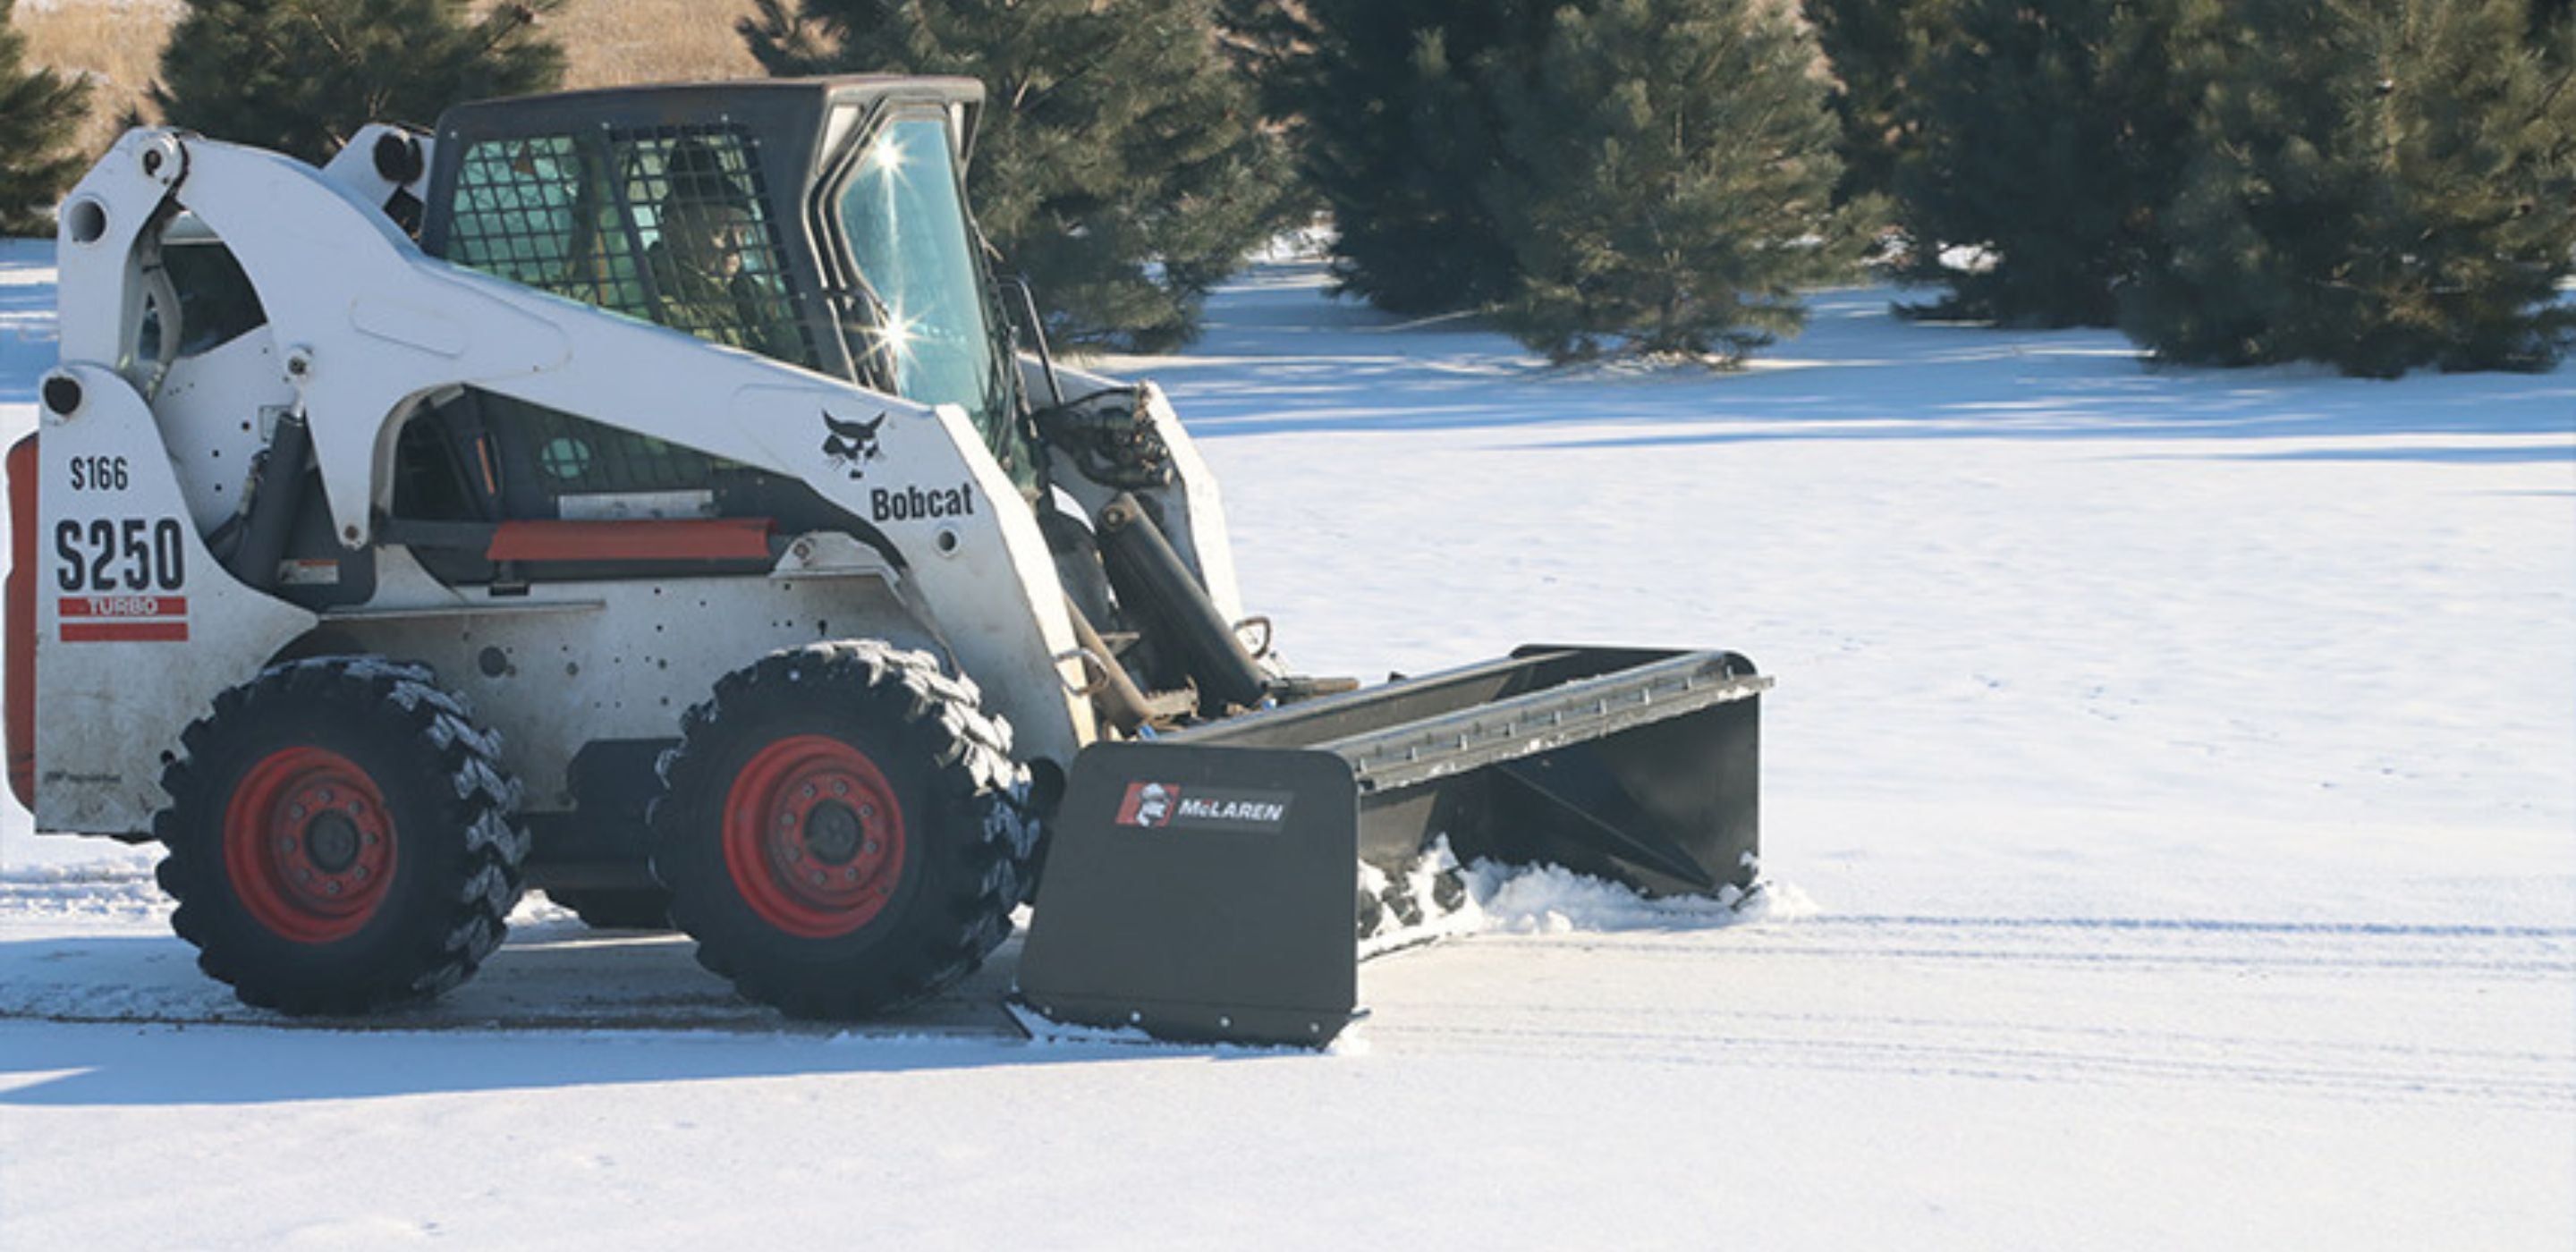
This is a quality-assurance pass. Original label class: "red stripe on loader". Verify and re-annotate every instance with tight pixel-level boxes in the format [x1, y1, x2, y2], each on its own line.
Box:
[486, 518, 774, 563]
[61, 622, 191, 643]
[6, 436, 37, 807]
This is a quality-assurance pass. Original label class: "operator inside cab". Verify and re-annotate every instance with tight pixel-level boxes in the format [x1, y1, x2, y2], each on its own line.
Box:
[648, 138, 801, 363]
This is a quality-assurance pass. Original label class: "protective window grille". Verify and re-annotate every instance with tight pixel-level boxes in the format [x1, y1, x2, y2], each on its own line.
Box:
[448, 135, 609, 304]
[445, 125, 816, 366]
[443, 125, 819, 503]
[612, 125, 817, 368]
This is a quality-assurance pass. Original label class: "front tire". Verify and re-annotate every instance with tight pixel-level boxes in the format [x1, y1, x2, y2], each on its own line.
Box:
[650, 642, 1036, 1019]
[154, 657, 529, 1014]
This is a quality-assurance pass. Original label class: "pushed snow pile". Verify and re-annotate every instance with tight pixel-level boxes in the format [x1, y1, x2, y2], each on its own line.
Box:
[1459, 858, 1815, 935]
[0, 850, 167, 922]
[1361, 839, 1812, 960]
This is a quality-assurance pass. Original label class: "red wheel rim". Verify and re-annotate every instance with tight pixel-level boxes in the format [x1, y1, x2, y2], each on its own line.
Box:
[721, 735, 906, 939]
[221, 747, 397, 943]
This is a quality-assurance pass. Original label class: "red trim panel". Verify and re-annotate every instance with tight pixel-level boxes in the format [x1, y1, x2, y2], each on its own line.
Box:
[6, 436, 37, 808]
[485, 518, 774, 563]
[62, 622, 191, 643]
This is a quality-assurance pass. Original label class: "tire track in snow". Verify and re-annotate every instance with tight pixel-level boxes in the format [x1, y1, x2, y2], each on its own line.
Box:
[1368, 1013, 2576, 1112]
[11, 861, 2572, 1107]
[1463, 913, 2576, 978]
[1359, 910, 2576, 1112]
[1832, 914, 2576, 937]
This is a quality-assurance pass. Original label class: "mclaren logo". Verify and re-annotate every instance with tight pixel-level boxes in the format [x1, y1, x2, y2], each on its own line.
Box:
[1114, 781, 1293, 832]
[1117, 781, 1177, 827]
[820, 409, 886, 479]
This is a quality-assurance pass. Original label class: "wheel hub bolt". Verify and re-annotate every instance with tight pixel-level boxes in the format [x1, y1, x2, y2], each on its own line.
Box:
[802, 801, 863, 866]
[304, 812, 363, 874]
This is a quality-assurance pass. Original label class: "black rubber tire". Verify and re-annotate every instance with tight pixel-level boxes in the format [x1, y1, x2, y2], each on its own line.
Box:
[649, 641, 1037, 1019]
[153, 657, 529, 1015]
[544, 886, 674, 930]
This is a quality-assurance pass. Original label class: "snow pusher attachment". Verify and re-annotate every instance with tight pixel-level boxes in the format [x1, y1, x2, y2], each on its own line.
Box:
[1014, 647, 1769, 1046]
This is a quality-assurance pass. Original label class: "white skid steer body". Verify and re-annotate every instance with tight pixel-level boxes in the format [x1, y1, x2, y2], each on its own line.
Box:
[5, 79, 1767, 1045]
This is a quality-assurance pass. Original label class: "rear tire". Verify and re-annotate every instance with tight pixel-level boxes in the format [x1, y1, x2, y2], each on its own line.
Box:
[650, 641, 1037, 1019]
[153, 657, 528, 1014]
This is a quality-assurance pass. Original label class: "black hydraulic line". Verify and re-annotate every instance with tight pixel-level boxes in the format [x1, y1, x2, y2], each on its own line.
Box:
[229, 414, 310, 592]
[1002, 275, 1065, 409]
[1093, 492, 1268, 715]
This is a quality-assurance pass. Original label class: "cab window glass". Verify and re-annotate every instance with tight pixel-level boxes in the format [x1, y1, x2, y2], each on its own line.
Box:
[837, 116, 1008, 441]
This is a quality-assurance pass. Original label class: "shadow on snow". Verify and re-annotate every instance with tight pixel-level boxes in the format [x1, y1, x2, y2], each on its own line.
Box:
[0, 922, 1276, 1104]
[1103, 266, 2576, 453]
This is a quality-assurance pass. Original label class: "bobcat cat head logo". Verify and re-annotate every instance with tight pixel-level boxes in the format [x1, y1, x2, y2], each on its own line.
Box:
[821, 409, 886, 478]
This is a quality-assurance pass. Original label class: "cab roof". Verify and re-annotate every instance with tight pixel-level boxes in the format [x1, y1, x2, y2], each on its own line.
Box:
[433, 76, 985, 146]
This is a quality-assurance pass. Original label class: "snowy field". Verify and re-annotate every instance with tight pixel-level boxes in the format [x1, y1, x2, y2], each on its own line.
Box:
[3, 235, 2571, 1248]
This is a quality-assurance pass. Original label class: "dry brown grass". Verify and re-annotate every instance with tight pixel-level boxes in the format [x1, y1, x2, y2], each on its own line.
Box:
[547, 0, 763, 91]
[13, 2, 166, 159]
[13, 0, 767, 161]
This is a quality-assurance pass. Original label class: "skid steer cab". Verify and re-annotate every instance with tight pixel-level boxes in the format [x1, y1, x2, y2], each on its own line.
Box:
[4, 78, 1770, 1045]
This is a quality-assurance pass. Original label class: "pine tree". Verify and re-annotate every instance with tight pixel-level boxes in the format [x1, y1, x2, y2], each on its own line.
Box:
[0, 0, 91, 236]
[2121, 0, 2576, 376]
[153, 0, 565, 166]
[1267, 0, 1572, 315]
[1210, 0, 1306, 115]
[1804, 0, 1944, 207]
[1482, 0, 1852, 364]
[1892, 0, 2190, 326]
[2538, 0, 2573, 42]
[743, 0, 1291, 351]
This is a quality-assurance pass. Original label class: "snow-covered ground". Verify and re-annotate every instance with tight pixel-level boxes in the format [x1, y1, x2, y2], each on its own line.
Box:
[4, 236, 2571, 1248]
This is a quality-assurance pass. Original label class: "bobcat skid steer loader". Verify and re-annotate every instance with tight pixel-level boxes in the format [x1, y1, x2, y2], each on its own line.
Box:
[4, 78, 1769, 1046]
